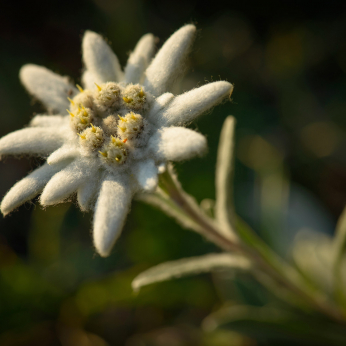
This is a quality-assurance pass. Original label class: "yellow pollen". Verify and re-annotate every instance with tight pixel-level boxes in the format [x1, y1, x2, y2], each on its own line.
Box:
[111, 136, 118, 145]
[80, 117, 87, 124]
[76, 84, 84, 93]
[118, 114, 126, 122]
[117, 125, 126, 132]
[95, 83, 102, 92]
[99, 151, 107, 157]
[115, 155, 122, 162]
[78, 134, 86, 140]
[67, 97, 75, 105]
[66, 109, 75, 117]
[138, 88, 145, 98]
[123, 96, 133, 103]
[91, 124, 96, 132]
[131, 113, 136, 120]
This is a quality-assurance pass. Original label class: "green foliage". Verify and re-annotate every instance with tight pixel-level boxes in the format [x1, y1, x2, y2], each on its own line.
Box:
[1, 1, 346, 345]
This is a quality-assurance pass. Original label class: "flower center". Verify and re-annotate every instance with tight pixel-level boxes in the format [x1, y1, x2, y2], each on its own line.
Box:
[67, 82, 151, 170]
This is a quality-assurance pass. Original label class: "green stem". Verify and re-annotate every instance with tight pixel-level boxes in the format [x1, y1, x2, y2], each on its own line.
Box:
[158, 168, 345, 325]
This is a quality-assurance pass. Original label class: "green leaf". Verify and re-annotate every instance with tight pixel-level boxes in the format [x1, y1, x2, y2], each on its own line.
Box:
[132, 253, 251, 292]
[292, 230, 334, 294]
[333, 206, 346, 268]
[136, 188, 204, 233]
[202, 305, 346, 345]
[215, 116, 237, 240]
[332, 205, 346, 304]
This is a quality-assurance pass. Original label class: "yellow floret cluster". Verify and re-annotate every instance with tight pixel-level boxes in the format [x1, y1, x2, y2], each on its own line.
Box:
[67, 82, 151, 168]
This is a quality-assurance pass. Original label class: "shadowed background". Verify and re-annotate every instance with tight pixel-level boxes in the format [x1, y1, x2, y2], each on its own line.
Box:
[0, 0, 345, 345]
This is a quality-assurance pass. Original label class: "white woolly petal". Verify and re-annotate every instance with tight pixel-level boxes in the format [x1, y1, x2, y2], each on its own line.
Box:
[1, 162, 68, 216]
[30, 115, 68, 127]
[124, 33, 155, 84]
[155, 81, 233, 127]
[147, 93, 174, 123]
[40, 158, 98, 206]
[81, 70, 97, 90]
[0, 127, 68, 157]
[77, 169, 102, 212]
[148, 127, 207, 162]
[93, 173, 133, 257]
[157, 163, 166, 174]
[134, 159, 158, 192]
[82, 31, 123, 83]
[47, 144, 79, 165]
[144, 25, 196, 96]
[20, 64, 78, 113]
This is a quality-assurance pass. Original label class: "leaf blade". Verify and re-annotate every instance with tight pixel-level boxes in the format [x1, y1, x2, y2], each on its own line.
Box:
[215, 116, 237, 240]
[132, 253, 251, 292]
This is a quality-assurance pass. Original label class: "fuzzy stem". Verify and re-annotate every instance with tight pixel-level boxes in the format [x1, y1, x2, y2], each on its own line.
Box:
[158, 168, 345, 325]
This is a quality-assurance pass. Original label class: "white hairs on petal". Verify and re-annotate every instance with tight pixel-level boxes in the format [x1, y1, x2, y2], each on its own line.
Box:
[81, 70, 98, 90]
[144, 25, 196, 96]
[40, 158, 99, 205]
[30, 115, 69, 128]
[1, 162, 69, 216]
[77, 169, 103, 211]
[155, 81, 233, 127]
[0, 127, 68, 157]
[125, 33, 156, 84]
[148, 127, 207, 162]
[47, 144, 80, 165]
[20, 64, 78, 113]
[82, 31, 124, 84]
[147, 92, 174, 123]
[93, 174, 134, 257]
[134, 159, 158, 192]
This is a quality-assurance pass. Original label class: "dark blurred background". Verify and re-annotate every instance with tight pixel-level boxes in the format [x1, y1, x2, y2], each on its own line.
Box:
[0, 0, 345, 345]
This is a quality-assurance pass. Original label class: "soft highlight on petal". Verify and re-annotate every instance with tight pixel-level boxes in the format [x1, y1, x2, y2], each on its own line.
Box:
[148, 127, 207, 162]
[144, 25, 196, 96]
[93, 174, 133, 257]
[1, 162, 69, 216]
[30, 115, 68, 127]
[81, 70, 97, 90]
[155, 81, 233, 127]
[47, 144, 79, 165]
[124, 33, 155, 84]
[135, 159, 158, 192]
[20, 64, 77, 113]
[147, 92, 174, 123]
[77, 170, 103, 211]
[40, 158, 98, 206]
[82, 31, 123, 84]
[0, 127, 68, 157]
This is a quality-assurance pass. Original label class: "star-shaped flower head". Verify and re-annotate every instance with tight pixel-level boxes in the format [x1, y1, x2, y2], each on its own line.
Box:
[0, 25, 233, 257]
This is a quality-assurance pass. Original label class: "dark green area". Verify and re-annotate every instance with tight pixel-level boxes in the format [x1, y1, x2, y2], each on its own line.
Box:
[0, 0, 345, 344]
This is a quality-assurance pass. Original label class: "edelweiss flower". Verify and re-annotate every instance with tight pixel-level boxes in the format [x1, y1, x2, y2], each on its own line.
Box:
[0, 25, 233, 257]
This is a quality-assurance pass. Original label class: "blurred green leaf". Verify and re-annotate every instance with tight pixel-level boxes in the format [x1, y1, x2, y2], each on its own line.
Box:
[332, 206, 346, 305]
[132, 253, 251, 292]
[333, 206, 346, 265]
[202, 305, 346, 345]
[215, 116, 237, 240]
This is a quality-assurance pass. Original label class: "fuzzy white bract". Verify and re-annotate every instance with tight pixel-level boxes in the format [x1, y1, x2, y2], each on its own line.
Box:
[0, 25, 233, 257]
